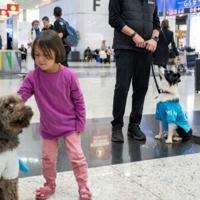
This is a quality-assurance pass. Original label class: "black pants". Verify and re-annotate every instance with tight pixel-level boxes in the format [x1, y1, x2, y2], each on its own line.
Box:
[62, 46, 71, 67]
[111, 50, 152, 129]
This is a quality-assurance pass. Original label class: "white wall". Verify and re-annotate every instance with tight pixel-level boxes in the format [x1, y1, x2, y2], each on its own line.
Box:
[39, 0, 113, 58]
[189, 13, 200, 53]
[18, 21, 30, 47]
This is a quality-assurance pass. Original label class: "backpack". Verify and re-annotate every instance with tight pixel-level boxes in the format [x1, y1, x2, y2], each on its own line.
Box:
[61, 20, 78, 47]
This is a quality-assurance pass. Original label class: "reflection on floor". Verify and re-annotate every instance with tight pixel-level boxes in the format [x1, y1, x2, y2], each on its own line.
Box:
[19, 153, 200, 200]
[18, 111, 200, 178]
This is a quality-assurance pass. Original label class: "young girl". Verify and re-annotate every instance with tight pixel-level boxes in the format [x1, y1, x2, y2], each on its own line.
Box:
[17, 30, 92, 200]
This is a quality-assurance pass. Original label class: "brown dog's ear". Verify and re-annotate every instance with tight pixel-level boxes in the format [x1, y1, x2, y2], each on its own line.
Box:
[0, 95, 21, 109]
[6, 95, 21, 104]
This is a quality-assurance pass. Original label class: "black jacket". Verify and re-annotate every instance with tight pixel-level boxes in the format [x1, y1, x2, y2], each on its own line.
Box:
[153, 28, 179, 66]
[54, 18, 69, 47]
[0, 36, 2, 49]
[109, 0, 160, 51]
[42, 24, 54, 31]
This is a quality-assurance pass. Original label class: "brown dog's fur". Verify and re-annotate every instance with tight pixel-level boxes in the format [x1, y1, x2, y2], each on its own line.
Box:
[0, 95, 33, 200]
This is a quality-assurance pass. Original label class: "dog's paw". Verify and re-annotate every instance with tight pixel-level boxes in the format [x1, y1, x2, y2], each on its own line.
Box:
[155, 134, 162, 140]
[173, 136, 182, 142]
[165, 139, 173, 144]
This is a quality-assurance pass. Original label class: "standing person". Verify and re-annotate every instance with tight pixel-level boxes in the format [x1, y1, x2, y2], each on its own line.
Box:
[0, 35, 2, 49]
[42, 16, 54, 31]
[53, 6, 71, 67]
[109, 0, 160, 143]
[29, 20, 40, 46]
[17, 30, 92, 200]
[7, 33, 13, 49]
[153, 19, 179, 68]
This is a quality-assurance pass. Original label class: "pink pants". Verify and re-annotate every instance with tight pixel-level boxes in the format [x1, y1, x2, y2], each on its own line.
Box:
[41, 132, 88, 190]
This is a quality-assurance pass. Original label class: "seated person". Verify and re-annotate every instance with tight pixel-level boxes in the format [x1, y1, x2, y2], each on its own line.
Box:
[99, 49, 107, 63]
[19, 44, 27, 61]
[84, 47, 93, 62]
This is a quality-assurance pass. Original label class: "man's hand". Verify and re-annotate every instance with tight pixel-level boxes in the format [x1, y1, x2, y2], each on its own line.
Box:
[132, 33, 146, 48]
[145, 39, 157, 52]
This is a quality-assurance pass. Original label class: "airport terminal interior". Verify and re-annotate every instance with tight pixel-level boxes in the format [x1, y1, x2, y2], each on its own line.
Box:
[0, 0, 200, 199]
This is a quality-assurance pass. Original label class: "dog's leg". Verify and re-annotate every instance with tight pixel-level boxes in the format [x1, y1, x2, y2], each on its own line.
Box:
[173, 130, 182, 142]
[0, 188, 4, 200]
[155, 121, 163, 139]
[2, 178, 18, 200]
[165, 123, 175, 144]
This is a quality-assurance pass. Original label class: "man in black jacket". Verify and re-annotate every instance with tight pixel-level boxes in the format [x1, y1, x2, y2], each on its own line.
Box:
[42, 16, 54, 31]
[109, 0, 160, 143]
[53, 7, 71, 67]
[0, 35, 2, 49]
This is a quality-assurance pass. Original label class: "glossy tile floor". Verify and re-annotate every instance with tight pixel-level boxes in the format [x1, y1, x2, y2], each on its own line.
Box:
[1, 60, 200, 199]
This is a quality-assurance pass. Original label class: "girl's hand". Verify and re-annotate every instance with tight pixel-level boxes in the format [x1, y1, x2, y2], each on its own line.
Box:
[76, 131, 81, 135]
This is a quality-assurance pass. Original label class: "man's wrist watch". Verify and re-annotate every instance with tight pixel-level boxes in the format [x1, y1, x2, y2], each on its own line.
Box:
[151, 36, 159, 42]
[130, 31, 137, 39]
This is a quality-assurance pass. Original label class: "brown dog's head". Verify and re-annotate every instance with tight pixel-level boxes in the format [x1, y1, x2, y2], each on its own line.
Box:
[0, 95, 33, 137]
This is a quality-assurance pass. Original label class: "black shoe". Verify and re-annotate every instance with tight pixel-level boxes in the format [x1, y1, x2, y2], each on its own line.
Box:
[128, 124, 146, 141]
[111, 127, 124, 143]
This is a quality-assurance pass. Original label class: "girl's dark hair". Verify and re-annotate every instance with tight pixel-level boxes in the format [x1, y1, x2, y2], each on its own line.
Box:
[31, 30, 66, 63]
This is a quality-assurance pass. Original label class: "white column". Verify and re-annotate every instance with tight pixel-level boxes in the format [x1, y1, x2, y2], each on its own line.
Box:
[0, 21, 7, 49]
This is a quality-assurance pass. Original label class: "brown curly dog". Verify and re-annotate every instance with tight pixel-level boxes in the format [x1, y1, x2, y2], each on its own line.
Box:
[0, 95, 33, 200]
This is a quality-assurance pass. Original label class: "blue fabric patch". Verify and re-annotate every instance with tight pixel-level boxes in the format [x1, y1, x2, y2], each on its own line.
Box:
[155, 100, 191, 132]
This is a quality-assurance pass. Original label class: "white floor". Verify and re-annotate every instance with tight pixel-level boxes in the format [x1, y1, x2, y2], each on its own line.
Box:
[0, 65, 200, 124]
[19, 153, 200, 200]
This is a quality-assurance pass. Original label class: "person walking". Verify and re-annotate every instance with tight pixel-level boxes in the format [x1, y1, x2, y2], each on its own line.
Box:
[53, 7, 71, 67]
[153, 19, 179, 68]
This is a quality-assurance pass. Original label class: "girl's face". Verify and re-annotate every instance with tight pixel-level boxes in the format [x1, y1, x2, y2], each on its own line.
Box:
[34, 46, 59, 72]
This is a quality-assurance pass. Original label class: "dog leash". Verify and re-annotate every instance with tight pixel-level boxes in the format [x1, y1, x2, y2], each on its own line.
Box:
[151, 63, 161, 94]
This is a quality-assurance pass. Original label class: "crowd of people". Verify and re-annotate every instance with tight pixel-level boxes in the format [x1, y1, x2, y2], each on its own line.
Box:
[26, 7, 71, 67]
[83, 40, 113, 63]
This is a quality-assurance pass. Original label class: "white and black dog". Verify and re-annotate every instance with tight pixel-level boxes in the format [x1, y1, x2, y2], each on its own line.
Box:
[154, 67, 192, 144]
